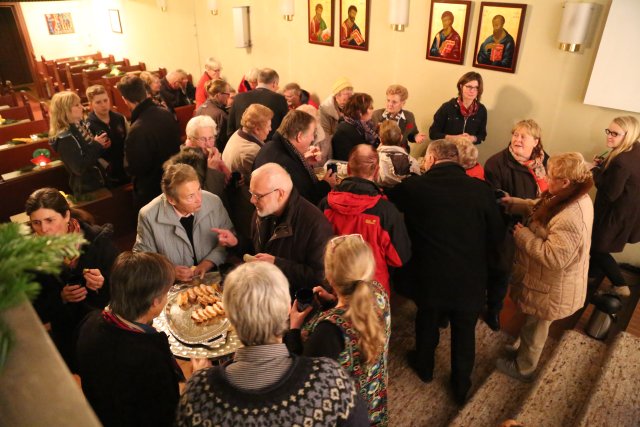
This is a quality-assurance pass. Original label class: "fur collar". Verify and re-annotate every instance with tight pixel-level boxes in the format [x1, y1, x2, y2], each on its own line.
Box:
[532, 177, 593, 226]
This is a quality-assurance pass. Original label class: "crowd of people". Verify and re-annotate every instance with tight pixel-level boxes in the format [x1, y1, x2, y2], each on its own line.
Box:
[31, 60, 640, 426]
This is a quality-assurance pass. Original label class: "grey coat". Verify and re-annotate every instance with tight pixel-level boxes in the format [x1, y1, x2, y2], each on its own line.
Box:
[133, 191, 233, 267]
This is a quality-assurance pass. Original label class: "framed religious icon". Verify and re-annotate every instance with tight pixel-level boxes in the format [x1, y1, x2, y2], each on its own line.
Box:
[426, 1, 471, 64]
[44, 13, 75, 35]
[473, 2, 527, 73]
[308, 0, 334, 46]
[109, 9, 122, 34]
[339, 0, 370, 51]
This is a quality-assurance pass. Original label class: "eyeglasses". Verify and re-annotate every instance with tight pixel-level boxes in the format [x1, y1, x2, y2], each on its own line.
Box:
[604, 129, 625, 138]
[329, 234, 365, 252]
[195, 136, 215, 143]
[249, 188, 279, 201]
[463, 85, 480, 91]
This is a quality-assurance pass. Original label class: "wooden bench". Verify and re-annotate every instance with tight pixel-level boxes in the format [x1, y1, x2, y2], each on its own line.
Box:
[0, 104, 34, 121]
[0, 120, 48, 145]
[0, 138, 52, 175]
[175, 104, 196, 139]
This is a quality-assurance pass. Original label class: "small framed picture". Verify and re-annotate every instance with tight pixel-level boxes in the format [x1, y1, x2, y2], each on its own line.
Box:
[426, 1, 472, 65]
[45, 13, 75, 35]
[309, 0, 334, 46]
[339, 0, 370, 51]
[109, 9, 122, 34]
[473, 2, 527, 73]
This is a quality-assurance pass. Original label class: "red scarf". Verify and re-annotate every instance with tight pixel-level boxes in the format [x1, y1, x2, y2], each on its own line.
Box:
[457, 98, 479, 118]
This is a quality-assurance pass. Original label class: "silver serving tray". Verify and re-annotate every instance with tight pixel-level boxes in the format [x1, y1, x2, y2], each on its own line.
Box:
[164, 273, 230, 345]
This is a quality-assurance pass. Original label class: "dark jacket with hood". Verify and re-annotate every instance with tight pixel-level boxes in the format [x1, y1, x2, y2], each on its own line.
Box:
[251, 188, 333, 295]
[318, 177, 411, 293]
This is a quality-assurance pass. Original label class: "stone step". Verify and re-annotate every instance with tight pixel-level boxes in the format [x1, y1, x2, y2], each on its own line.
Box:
[575, 332, 640, 426]
[448, 336, 557, 427]
[515, 330, 607, 427]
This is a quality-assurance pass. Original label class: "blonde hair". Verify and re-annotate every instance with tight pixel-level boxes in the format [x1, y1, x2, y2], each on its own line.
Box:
[512, 119, 544, 160]
[604, 116, 640, 169]
[161, 163, 199, 200]
[241, 104, 274, 134]
[454, 139, 479, 169]
[139, 71, 159, 87]
[324, 235, 384, 364]
[386, 84, 409, 102]
[49, 91, 81, 136]
[547, 152, 592, 184]
[223, 262, 291, 346]
[379, 120, 402, 146]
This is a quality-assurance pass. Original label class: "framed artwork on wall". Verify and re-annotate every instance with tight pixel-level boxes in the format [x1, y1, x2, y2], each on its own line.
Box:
[339, 0, 370, 51]
[473, 2, 527, 73]
[426, 0, 471, 64]
[109, 9, 122, 34]
[44, 13, 75, 35]
[308, 0, 334, 46]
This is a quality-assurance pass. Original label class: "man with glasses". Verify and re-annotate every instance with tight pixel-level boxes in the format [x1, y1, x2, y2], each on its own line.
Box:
[245, 162, 333, 296]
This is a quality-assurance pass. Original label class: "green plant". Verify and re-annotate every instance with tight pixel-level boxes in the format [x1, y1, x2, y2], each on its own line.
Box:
[0, 222, 84, 370]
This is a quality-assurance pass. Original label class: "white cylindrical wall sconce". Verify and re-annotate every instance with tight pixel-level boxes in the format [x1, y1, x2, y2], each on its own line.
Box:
[207, 0, 218, 15]
[389, 0, 410, 31]
[558, 2, 595, 52]
[233, 6, 251, 48]
[156, 0, 167, 12]
[281, 0, 294, 21]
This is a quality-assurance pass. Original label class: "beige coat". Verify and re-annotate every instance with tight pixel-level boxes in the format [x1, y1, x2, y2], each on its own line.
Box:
[222, 130, 263, 183]
[509, 193, 594, 321]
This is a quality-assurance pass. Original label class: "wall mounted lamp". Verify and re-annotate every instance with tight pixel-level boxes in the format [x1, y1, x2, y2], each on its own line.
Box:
[558, 2, 595, 52]
[389, 0, 410, 31]
[156, 0, 167, 12]
[207, 0, 218, 15]
[282, 0, 294, 21]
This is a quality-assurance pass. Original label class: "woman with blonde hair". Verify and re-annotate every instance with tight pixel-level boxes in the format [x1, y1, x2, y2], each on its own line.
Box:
[496, 152, 594, 382]
[288, 234, 391, 426]
[590, 115, 640, 297]
[49, 91, 111, 196]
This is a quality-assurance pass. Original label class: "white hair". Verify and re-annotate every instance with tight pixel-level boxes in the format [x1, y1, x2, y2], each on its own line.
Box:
[223, 262, 291, 346]
[251, 163, 294, 193]
[205, 57, 221, 71]
[186, 115, 217, 140]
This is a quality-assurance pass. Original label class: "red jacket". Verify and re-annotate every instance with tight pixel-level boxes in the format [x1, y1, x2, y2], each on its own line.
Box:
[319, 177, 411, 293]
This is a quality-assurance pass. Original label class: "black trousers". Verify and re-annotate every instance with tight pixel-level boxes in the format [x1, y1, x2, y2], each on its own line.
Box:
[415, 305, 479, 400]
[589, 251, 626, 287]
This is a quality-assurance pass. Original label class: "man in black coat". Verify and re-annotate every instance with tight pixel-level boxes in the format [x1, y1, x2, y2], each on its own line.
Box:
[388, 139, 505, 404]
[227, 68, 288, 141]
[253, 110, 335, 205]
[159, 69, 195, 111]
[248, 162, 333, 296]
[118, 75, 181, 210]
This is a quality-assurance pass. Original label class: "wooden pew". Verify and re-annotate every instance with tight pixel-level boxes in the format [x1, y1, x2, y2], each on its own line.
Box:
[109, 85, 131, 120]
[0, 104, 34, 121]
[0, 120, 48, 145]
[41, 51, 104, 64]
[0, 92, 18, 107]
[175, 104, 196, 139]
[0, 138, 53, 175]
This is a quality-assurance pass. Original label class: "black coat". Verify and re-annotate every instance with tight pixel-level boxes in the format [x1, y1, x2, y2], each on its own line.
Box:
[195, 99, 230, 152]
[251, 189, 333, 295]
[253, 131, 331, 205]
[227, 87, 288, 140]
[429, 98, 487, 143]
[87, 110, 129, 184]
[592, 142, 640, 253]
[388, 163, 505, 310]
[76, 311, 181, 427]
[33, 221, 119, 370]
[484, 147, 549, 199]
[125, 98, 181, 209]
[159, 77, 193, 111]
[331, 121, 369, 161]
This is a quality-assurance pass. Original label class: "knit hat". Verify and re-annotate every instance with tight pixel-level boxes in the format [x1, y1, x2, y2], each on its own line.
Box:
[332, 77, 353, 96]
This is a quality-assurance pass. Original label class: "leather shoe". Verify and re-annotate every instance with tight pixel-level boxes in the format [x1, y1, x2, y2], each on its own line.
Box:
[484, 312, 501, 331]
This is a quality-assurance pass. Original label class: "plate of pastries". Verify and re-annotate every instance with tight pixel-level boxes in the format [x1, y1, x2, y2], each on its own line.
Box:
[164, 273, 230, 345]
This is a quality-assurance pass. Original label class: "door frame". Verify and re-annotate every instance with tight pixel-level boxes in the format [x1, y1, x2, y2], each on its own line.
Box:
[0, 2, 39, 92]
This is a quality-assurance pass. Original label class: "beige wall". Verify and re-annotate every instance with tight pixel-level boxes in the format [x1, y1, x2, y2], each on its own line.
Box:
[20, 0, 639, 264]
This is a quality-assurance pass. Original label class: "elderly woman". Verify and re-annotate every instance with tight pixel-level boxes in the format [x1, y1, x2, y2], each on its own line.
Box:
[76, 251, 189, 427]
[496, 153, 593, 382]
[133, 163, 236, 282]
[332, 93, 379, 161]
[590, 116, 640, 297]
[288, 234, 391, 426]
[454, 139, 484, 180]
[483, 119, 549, 330]
[372, 84, 426, 152]
[86, 84, 128, 186]
[429, 72, 487, 145]
[26, 187, 119, 370]
[195, 79, 231, 151]
[49, 91, 111, 196]
[176, 261, 368, 426]
[139, 71, 166, 108]
[195, 57, 222, 108]
[237, 67, 259, 93]
[253, 110, 336, 204]
[319, 77, 354, 140]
